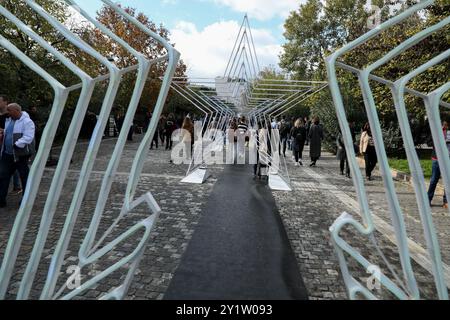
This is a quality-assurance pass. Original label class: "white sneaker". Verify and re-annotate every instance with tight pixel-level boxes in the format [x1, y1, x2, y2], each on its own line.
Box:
[295, 162, 299, 167]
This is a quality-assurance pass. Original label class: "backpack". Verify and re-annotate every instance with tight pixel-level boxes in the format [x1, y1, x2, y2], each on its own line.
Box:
[280, 123, 290, 137]
[295, 131, 305, 144]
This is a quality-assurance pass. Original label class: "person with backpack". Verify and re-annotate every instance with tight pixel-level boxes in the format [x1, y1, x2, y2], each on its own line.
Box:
[290, 118, 307, 166]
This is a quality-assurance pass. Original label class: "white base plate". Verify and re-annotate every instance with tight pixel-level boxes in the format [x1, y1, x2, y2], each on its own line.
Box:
[181, 168, 210, 184]
[268, 174, 292, 191]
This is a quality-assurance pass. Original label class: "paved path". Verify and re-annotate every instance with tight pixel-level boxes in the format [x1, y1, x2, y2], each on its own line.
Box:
[274, 147, 449, 299]
[1, 135, 448, 300]
[165, 164, 308, 300]
[0, 136, 219, 300]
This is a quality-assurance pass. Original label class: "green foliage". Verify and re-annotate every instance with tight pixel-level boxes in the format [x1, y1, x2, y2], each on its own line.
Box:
[280, 0, 449, 150]
[0, 1, 188, 141]
[388, 158, 433, 180]
[0, 0, 73, 107]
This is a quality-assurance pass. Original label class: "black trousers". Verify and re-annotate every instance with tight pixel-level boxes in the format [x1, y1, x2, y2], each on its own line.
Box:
[364, 146, 378, 178]
[165, 134, 173, 150]
[127, 126, 134, 141]
[293, 142, 305, 163]
[340, 158, 350, 175]
[151, 133, 159, 149]
[0, 153, 30, 204]
[293, 150, 303, 163]
[281, 137, 288, 156]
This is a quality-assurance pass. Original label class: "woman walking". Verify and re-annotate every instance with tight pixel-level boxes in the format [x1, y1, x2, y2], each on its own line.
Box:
[309, 117, 324, 167]
[181, 116, 195, 160]
[336, 130, 350, 178]
[360, 122, 378, 181]
[290, 118, 307, 166]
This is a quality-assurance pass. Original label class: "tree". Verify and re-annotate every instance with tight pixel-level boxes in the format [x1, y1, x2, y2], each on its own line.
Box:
[74, 5, 188, 118]
[280, 0, 449, 149]
[0, 0, 72, 108]
[0, 1, 189, 139]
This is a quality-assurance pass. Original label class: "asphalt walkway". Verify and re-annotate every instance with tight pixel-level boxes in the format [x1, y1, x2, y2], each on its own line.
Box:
[164, 164, 308, 300]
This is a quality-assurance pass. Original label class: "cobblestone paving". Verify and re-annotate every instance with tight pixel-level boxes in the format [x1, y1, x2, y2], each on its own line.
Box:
[0, 135, 220, 300]
[1, 135, 447, 300]
[273, 147, 449, 300]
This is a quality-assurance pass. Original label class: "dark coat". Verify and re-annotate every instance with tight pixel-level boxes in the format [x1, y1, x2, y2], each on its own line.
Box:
[280, 121, 291, 139]
[291, 126, 306, 152]
[336, 133, 346, 161]
[309, 124, 323, 159]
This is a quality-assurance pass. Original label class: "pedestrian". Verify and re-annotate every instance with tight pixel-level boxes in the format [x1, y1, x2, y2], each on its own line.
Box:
[144, 111, 152, 133]
[304, 117, 311, 146]
[229, 118, 238, 131]
[349, 121, 357, 143]
[164, 113, 177, 150]
[127, 119, 134, 142]
[254, 121, 268, 178]
[279, 117, 291, 158]
[271, 117, 279, 129]
[291, 118, 307, 166]
[149, 113, 160, 150]
[427, 121, 449, 209]
[336, 129, 350, 178]
[115, 111, 124, 134]
[159, 115, 166, 145]
[0, 95, 21, 194]
[237, 116, 249, 137]
[360, 122, 378, 181]
[0, 103, 36, 208]
[181, 116, 194, 160]
[237, 116, 249, 157]
[308, 116, 323, 167]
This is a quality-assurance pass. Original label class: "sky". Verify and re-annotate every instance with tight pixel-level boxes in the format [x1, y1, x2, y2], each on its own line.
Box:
[72, 0, 306, 78]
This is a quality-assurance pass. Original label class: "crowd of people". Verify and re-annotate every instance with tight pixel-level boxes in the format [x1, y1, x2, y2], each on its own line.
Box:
[0, 94, 448, 211]
[144, 112, 196, 152]
[274, 116, 378, 181]
[270, 115, 448, 211]
[271, 116, 324, 167]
